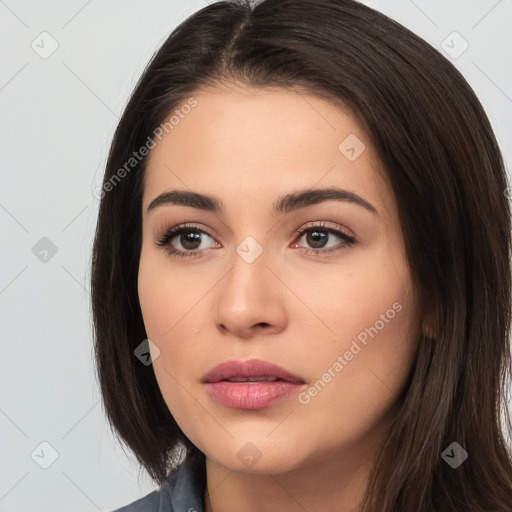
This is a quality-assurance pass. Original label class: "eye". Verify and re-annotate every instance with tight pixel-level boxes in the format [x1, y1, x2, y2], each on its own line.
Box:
[291, 221, 356, 257]
[155, 223, 219, 258]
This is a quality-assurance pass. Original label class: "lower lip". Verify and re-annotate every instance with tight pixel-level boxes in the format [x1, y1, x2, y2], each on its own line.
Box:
[206, 380, 304, 409]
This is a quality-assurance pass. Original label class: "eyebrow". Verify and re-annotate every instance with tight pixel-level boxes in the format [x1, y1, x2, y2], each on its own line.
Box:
[146, 187, 378, 216]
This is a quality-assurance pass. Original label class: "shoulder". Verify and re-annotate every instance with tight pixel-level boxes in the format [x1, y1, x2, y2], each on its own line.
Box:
[108, 454, 206, 512]
[110, 486, 164, 512]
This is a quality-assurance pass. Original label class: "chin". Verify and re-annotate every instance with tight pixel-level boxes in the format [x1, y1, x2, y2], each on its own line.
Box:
[200, 436, 315, 475]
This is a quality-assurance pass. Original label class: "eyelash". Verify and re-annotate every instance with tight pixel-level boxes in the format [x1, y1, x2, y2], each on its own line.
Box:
[155, 221, 356, 259]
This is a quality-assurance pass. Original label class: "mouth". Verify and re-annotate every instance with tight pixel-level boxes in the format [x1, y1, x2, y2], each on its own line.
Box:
[203, 358, 305, 384]
[222, 376, 281, 382]
[203, 358, 306, 410]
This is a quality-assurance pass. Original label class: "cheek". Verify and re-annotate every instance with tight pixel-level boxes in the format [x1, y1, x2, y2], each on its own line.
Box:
[137, 246, 208, 342]
[138, 246, 162, 331]
[292, 247, 419, 408]
[137, 251, 201, 433]
[137, 248, 213, 405]
[291, 244, 416, 344]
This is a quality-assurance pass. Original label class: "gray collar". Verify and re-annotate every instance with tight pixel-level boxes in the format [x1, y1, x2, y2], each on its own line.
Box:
[112, 453, 206, 512]
[160, 454, 206, 512]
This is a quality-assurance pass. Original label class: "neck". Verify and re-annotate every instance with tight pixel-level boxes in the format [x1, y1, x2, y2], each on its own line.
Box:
[204, 443, 377, 512]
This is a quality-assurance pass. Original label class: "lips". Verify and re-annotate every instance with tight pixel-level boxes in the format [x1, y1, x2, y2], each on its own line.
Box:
[203, 359, 305, 410]
[203, 358, 304, 384]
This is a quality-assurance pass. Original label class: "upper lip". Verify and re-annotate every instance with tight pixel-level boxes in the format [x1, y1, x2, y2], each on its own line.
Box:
[203, 358, 305, 384]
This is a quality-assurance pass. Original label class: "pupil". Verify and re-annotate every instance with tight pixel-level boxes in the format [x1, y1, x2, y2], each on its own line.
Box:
[181, 230, 201, 250]
[307, 230, 327, 248]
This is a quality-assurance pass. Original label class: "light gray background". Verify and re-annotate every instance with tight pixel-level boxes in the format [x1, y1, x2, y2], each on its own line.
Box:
[1, 1, 511, 511]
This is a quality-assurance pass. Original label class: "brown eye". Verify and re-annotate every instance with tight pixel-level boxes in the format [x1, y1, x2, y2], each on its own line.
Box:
[155, 224, 218, 258]
[176, 229, 203, 250]
[292, 222, 356, 257]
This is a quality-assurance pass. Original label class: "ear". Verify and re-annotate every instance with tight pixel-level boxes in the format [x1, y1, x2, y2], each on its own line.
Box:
[422, 319, 436, 339]
[421, 303, 438, 339]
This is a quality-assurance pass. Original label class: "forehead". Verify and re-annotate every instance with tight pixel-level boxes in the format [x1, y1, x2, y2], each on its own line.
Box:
[143, 83, 390, 216]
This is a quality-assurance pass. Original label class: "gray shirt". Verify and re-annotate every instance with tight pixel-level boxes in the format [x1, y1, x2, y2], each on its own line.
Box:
[111, 454, 206, 512]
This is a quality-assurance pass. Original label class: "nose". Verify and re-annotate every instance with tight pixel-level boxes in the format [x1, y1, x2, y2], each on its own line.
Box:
[214, 246, 287, 339]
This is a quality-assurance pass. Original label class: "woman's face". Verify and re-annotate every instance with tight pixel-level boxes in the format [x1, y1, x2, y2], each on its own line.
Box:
[138, 82, 421, 474]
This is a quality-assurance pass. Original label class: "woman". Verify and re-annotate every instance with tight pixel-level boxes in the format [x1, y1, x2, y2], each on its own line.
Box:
[91, 0, 512, 510]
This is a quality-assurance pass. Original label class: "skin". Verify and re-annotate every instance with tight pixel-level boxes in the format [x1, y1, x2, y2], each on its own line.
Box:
[138, 81, 422, 512]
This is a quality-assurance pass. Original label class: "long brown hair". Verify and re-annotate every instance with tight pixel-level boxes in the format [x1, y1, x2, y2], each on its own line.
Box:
[90, 1, 512, 510]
